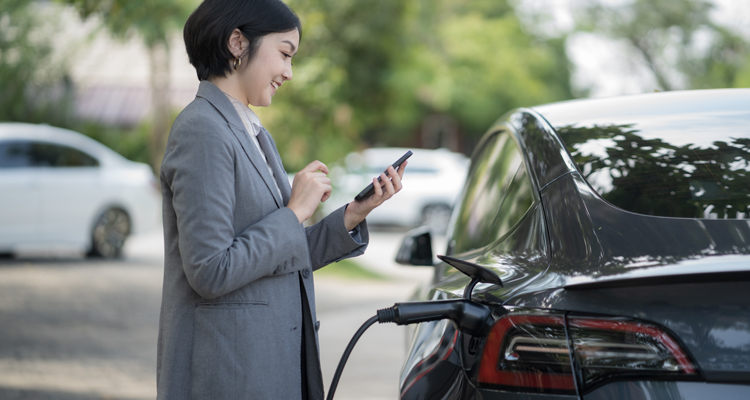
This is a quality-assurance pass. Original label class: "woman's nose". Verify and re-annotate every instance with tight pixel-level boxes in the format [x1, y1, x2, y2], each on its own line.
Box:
[283, 64, 293, 81]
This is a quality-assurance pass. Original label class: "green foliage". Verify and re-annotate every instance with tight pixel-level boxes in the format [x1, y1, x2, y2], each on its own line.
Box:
[58, 0, 195, 46]
[9, 0, 750, 174]
[0, 0, 75, 125]
[735, 54, 750, 87]
[76, 119, 152, 165]
[0, 1, 151, 166]
[0, 0, 153, 166]
[58, 0, 198, 172]
[387, 0, 573, 141]
[256, 0, 411, 171]
[576, 0, 750, 91]
[262, 0, 574, 171]
[2, 0, 577, 172]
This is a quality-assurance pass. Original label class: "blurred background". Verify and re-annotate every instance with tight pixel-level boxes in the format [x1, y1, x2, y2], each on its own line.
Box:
[0, 0, 749, 399]
[2, 0, 748, 173]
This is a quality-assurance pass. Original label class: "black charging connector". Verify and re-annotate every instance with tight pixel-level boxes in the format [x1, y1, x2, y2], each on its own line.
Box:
[326, 255, 504, 400]
[326, 299, 494, 400]
[377, 299, 492, 336]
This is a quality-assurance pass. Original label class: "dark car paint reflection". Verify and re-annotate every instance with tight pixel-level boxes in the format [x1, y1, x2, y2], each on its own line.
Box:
[438, 203, 550, 302]
[557, 123, 750, 220]
[399, 320, 466, 400]
[400, 90, 750, 399]
[509, 112, 576, 188]
[541, 172, 750, 282]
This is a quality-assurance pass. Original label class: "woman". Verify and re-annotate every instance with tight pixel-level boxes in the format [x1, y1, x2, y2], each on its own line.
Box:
[156, 1, 405, 399]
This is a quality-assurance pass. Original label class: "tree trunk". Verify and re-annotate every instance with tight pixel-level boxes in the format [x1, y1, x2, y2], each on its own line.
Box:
[630, 36, 674, 91]
[148, 40, 171, 174]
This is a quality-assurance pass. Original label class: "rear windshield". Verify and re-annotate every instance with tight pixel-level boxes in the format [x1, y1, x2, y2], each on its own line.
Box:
[557, 124, 750, 219]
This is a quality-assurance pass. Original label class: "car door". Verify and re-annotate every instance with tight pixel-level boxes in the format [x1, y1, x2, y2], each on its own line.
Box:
[0, 140, 42, 249]
[32, 142, 103, 247]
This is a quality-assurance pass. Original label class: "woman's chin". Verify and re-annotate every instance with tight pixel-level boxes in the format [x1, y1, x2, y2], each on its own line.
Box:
[259, 96, 273, 107]
[250, 99, 272, 107]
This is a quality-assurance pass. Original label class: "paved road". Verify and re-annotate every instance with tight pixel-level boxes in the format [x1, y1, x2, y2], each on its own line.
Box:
[0, 229, 435, 400]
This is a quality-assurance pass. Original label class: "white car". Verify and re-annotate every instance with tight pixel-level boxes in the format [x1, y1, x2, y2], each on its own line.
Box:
[321, 147, 469, 233]
[0, 123, 160, 258]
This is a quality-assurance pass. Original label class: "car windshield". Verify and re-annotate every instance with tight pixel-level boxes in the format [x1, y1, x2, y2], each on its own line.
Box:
[557, 123, 750, 219]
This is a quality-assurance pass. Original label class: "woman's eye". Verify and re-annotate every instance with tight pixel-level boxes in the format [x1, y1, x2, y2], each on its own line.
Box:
[282, 52, 292, 59]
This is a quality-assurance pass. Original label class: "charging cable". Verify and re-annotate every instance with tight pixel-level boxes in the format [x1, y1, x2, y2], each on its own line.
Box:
[325, 299, 493, 400]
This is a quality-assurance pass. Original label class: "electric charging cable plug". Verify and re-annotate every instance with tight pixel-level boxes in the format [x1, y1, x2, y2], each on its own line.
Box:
[326, 299, 493, 400]
[376, 299, 492, 336]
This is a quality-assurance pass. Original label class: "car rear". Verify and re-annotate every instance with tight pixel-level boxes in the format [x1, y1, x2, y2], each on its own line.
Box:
[400, 90, 750, 399]
[475, 270, 750, 399]
[399, 265, 750, 399]
[473, 89, 750, 398]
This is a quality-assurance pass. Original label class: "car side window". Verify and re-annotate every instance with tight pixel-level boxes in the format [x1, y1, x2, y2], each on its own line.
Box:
[450, 131, 531, 253]
[34, 142, 99, 167]
[0, 141, 33, 168]
[0, 140, 98, 168]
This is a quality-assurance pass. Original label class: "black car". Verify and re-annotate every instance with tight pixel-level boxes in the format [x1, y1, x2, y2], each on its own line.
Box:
[396, 89, 750, 399]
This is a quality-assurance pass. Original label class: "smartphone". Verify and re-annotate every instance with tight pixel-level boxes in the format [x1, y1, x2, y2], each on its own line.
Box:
[354, 150, 412, 201]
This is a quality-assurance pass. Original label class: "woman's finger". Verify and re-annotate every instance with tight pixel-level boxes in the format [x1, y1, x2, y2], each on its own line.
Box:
[382, 169, 396, 196]
[316, 174, 331, 185]
[303, 160, 329, 174]
[300, 162, 318, 173]
[320, 183, 332, 202]
[387, 166, 402, 192]
[315, 161, 329, 175]
[396, 160, 407, 179]
[373, 176, 384, 198]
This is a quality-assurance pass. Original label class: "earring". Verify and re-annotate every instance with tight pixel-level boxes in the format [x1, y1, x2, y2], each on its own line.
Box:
[233, 56, 242, 70]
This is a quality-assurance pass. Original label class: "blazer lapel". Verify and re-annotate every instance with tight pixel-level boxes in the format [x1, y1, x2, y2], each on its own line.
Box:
[259, 128, 293, 206]
[195, 81, 284, 208]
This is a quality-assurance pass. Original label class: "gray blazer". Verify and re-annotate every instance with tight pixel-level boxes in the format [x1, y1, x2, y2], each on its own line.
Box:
[156, 81, 368, 400]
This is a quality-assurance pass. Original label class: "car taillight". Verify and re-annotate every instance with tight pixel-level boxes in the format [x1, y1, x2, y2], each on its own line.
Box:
[568, 317, 696, 388]
[478, 315, 576, 394]
[477, 313, 697, 395]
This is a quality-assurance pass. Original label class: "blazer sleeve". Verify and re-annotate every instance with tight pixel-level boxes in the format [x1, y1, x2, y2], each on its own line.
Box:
[162, 113, 309, 300]
[305, 204, 369, 271]
[260, 127, 369, 271]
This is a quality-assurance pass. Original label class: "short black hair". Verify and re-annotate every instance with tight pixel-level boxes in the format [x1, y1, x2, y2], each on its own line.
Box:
[184, 0, 302, 81]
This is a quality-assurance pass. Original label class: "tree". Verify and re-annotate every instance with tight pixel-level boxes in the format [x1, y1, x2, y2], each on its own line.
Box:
[576, 0, 750, 91]
[58, 0, 196, 170]
[384, 0, 574, 149]
[265, 0, 574, 172]
[256, 0, 409, 171]
[0, 0, 75, 125]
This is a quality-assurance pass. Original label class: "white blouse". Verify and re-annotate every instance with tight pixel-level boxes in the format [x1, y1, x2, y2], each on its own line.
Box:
[225, 94, 283, 199]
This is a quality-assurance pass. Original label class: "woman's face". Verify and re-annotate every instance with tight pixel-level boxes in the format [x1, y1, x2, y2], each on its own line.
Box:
[241, 29, 298, 107]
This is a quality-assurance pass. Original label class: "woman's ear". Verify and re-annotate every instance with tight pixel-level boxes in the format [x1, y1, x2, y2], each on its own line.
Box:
[227, 28, 245, 58]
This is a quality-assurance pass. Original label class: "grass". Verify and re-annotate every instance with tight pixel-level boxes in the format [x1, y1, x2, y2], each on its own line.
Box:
[314, 259, 389, 281]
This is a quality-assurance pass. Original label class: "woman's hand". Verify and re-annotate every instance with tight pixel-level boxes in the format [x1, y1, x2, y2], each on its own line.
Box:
[344, 161, 407, 231]
[287, 161, 332, 224]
